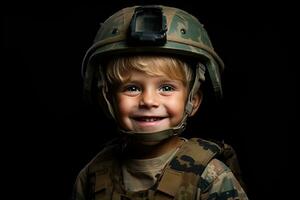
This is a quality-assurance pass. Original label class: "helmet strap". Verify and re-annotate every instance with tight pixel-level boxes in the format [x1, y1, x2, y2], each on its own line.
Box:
[98, 64, 116, 119]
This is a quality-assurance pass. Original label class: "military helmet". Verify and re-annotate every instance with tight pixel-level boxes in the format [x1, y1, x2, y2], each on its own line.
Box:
[81, 5, 224, 142]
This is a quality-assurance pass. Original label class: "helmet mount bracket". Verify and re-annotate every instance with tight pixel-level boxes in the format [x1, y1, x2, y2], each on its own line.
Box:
[129, 6, 167, 45]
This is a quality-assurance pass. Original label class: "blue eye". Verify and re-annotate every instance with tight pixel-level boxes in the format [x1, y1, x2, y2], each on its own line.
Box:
[125, 85, 140, 92]
[160, 85, 174, 92]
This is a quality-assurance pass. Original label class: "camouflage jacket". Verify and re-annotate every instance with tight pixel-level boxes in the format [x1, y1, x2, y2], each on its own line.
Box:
[72, 138, 248, 200]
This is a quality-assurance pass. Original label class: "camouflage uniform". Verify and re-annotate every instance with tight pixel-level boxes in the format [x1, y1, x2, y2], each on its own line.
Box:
[73, 138, 248, 200]
[76, 5, 249, 200]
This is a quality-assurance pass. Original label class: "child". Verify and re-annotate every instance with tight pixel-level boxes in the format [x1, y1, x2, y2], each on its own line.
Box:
[73, 5, 248, 200]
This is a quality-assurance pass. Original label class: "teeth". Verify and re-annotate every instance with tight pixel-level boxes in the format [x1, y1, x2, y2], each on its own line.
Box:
[138, 117, 161, 122]
[145, 118, 156, 122]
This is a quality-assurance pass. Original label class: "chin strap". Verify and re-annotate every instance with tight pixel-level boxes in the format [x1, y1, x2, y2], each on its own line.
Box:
[119, 115, 188, 143]
[118, 63, 206, 143]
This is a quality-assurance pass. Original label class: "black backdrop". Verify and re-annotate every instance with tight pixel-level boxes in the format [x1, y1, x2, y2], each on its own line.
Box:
[3, 1, 294, 200]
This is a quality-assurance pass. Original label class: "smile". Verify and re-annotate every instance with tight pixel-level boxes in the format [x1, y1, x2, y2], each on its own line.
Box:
[133, 117, 165, 122]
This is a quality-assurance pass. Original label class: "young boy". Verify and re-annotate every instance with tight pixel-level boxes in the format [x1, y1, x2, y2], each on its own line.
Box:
[74, 5, 248, 200]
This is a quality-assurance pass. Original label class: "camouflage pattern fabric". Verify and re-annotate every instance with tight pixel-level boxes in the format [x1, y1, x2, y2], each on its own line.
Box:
[199, 159, 248, 199]
[72, 138, 248, 200]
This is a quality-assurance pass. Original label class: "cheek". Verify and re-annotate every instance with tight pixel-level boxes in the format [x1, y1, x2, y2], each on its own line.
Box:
[114, 95, 132, 117]
[167, 96, 186, 117]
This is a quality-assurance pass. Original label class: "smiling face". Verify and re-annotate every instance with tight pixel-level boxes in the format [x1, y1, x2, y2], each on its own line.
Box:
[105, 55, 201, 134]
[114, 70, 188, 133]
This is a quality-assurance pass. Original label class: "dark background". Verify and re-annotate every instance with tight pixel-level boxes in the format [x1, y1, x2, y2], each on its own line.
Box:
[3, 1, 294, 200]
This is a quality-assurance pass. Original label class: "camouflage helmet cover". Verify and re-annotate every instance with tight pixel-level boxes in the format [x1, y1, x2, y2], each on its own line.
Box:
[82, 5, 224, 93]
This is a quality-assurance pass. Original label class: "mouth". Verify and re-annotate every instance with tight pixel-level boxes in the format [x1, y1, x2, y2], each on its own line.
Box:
[130, 116, 169, 132]
[132, 117, 166, 122]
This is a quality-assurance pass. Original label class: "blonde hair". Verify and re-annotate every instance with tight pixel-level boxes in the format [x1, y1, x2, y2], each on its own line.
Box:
[105, 55, 193, 86]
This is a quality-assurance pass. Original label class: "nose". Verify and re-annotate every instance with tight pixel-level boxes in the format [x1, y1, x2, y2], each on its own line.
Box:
[139, 89, 159, 108]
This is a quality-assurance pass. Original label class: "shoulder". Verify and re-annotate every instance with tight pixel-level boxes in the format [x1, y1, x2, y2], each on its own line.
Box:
[200, 159, 248, 199]
[77, 140, 121, 178]
[201, 158, 230, 183]
[186, 137, 222, 154]
[179, 138, 222, 166]
[168, 137, 221, 177]
[72, 141, 121, 200]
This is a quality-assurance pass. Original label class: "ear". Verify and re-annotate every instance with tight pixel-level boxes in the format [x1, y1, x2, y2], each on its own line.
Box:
[190, 90, 203, 116]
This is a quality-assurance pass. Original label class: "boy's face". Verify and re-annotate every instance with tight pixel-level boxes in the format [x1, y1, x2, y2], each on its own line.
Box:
[113, 70, 188, 133]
